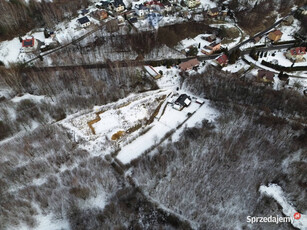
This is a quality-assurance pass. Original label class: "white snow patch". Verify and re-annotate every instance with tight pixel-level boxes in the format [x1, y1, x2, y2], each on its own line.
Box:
[11, 93, 46, 103]
[0, 38, 21, 66]
[259, 184, 307, 230]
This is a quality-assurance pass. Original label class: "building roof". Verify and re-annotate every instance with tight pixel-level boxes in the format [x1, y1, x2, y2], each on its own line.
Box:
[136, 4, 147, 10]
[81, 9, 89, 15]
[144, 65, 158, 76]
[253, 36, 261, 43]
[208, 34, 216, 40]
[216, 54, 228, 65]
[179, 58, 200, 70]
[78, 16, 90, 24]
[209, 7, 219, 13]
[130, 17, 138, 23]
[113, 0, 125, 7]
[270, 30, 283, 36]
[22, 37, 34, 47]
[209, 41, 220, 47]
[258, 70, 275, 81]
[175, 94, 191, 107]
[290, 47, 306, 55]
[100, 1, 110, 8]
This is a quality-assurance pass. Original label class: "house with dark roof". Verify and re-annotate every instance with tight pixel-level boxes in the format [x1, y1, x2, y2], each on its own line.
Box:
[130, 17, 138, 23]
[110, 0, 125, 12]
[81, 9, 89, 16]
[216, 54, 228, 67]
[207, 7, 219, 17]
[100, 1, 111, 10]
[173, 94, 192, 111]
[257, 70, 275, 83]
[22, 37, 38, 52]
[135, 4, 148, 17]
[298, 5, 307, 15]
[77, 16, 91, 27]
[285, 47, 306, 63]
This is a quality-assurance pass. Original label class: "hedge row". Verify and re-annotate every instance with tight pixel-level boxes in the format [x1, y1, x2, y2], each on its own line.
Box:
[261, 60, 307, 72]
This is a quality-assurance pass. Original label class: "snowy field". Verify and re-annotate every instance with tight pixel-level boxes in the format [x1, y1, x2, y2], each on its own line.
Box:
[116, 92, 217, 164]
[223, 58, 250, 73]
[61, 64, 218, 164]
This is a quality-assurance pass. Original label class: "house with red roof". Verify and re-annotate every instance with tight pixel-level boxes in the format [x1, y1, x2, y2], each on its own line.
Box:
[285, 47, 306, 62]
[179, 58, 200, 71]
[216, 54, 228, 67]
[22, 37, 38, 52]
[268, 30, 283, 42]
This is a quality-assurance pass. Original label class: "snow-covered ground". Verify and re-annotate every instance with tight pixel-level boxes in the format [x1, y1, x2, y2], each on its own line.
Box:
[199, 0, 216, 9]
[260, 184, 307, 230]
[61, 64, 218, 165]
[11, 93, 46, 103]
[116, 92, 215, 164]
[278, 18, 301, 42]
[222, 58, 250, 73]
[0, 38, 21, 66]
[258, 49, 307, 67]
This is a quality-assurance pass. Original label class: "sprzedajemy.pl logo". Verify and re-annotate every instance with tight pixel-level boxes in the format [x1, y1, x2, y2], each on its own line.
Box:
[247, 212, 301, 225]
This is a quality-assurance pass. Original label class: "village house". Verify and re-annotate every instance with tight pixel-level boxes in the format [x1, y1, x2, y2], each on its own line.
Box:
[179, 58, 200, 71]
[253, 36, 262, 43]
[201, 41, 221, 55]
[184, 0, 200, 8]
[77, 16, 91, 27]
[135, 4, 148, 17]
[268, 30, 283, 43]
[81, 9, 89, 16]
[99, 1, 111, 10]
[130, 17, 138, 23]
[207, 7, 219, 17]
[144, 1, 164, 12]
[173, 94, 191, 111]
[216, 54, 228, 67]
[112, 0, 125, 12]
[285, 47, 306, 63]
[257, 70, 275, 83]
[143, 65, 161, 79]
[283, 15, 294, 26]
[164, 1, 173, 12]
[21, 37, 38, 52]
[298, 5, 307, 15]
[205, 34, 216, 42]
[92, 10, 108, 20]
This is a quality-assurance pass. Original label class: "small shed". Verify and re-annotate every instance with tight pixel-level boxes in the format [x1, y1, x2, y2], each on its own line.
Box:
[144, 65, 161, 79]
